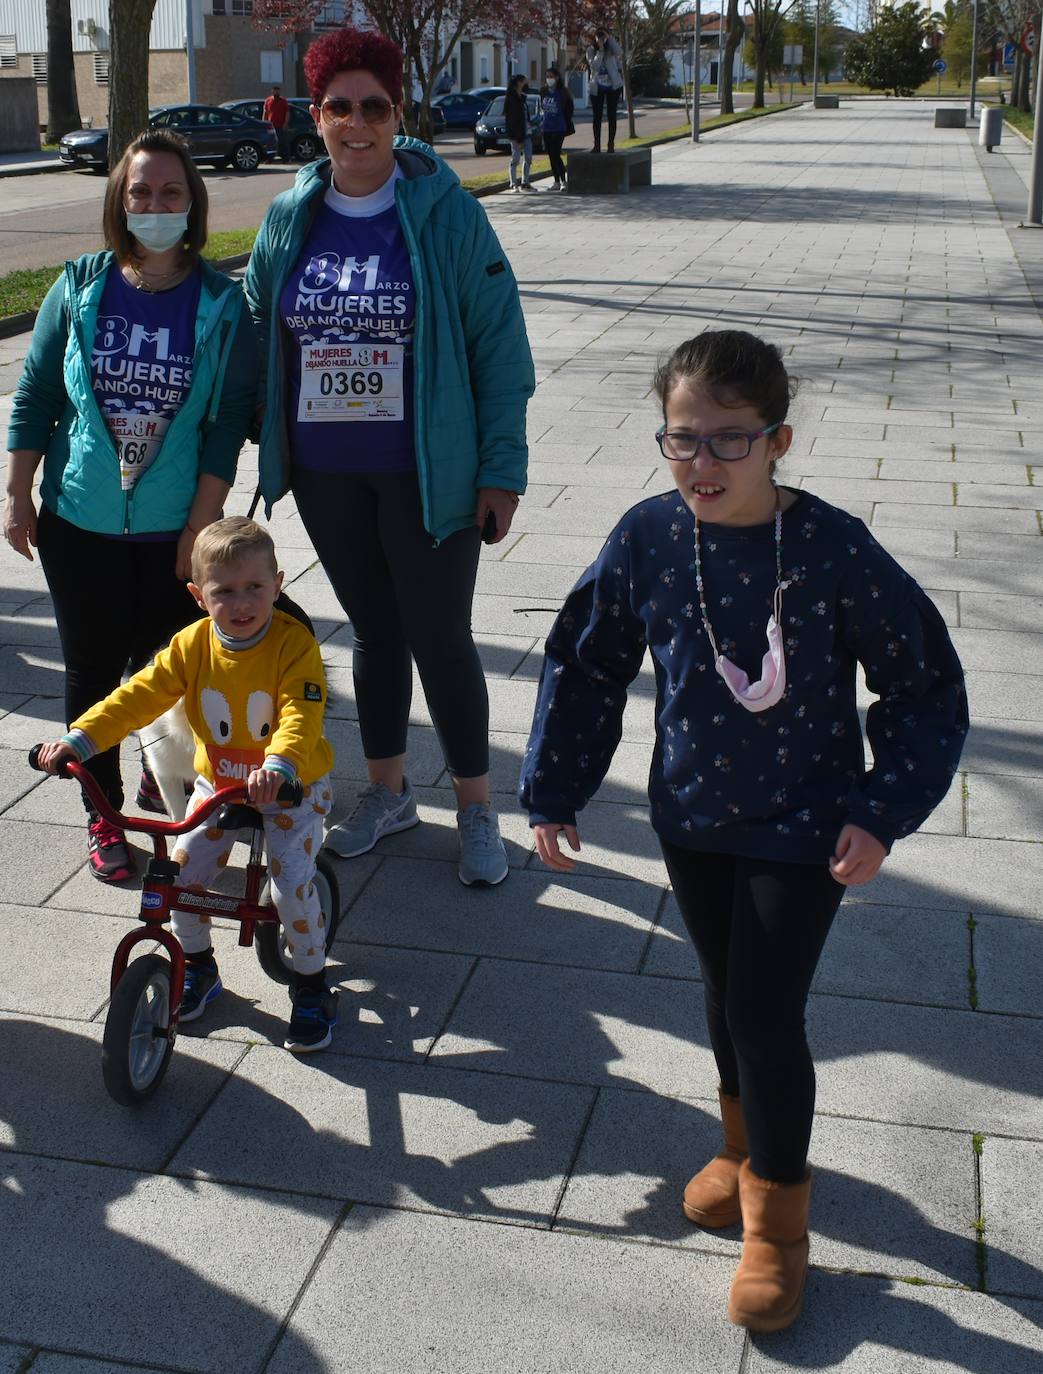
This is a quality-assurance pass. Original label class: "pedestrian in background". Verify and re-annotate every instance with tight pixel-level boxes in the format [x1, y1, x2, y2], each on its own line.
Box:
[262, 85, 291, 161]
[504, 73, 537, 193]
[3, 127, 256, 882]
[540, 65, 573, 192]
[521, 330, 967, 1332]
[585, 29, 624, 153]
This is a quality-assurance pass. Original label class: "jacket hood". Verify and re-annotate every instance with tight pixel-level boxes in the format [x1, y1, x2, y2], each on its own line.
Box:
[287, 136, 461, 232]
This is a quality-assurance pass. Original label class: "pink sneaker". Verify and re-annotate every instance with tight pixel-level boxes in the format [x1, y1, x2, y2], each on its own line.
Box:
[87, 813, 136, 883]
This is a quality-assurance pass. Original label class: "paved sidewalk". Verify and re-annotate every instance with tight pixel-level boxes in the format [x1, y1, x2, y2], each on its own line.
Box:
[0, 100, 1040, 1372]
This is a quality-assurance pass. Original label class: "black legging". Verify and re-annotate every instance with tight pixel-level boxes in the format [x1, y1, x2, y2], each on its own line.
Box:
[292, 467, 489, 778]
[544, 133, 567, 183]
[660, 838, 844, 1183]
[36, 505, 202, 812]
[590, 88, 620, 150]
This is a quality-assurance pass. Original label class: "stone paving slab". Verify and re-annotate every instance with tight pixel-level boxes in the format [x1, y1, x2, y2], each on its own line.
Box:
[743, 1273, 1043, 1372]
[170, 1049, 595, 1226]
[0, 1154, 340, 1371]
[966, 772, 1043, 840]
[862, 832, 1042, 918]
[267, 1206, 746, 1374]
[0, 1012, 242, 1170]
[559, 1091, 979, 1287]
[972, 913, 1043, 1018]
[342, 857, 663, 972]
[980, 1138, 1043, 1301]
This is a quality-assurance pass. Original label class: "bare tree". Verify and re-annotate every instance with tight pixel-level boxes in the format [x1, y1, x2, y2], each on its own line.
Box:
[108, 0, 159, 169]
[46, 0, 82, 141]
[720, 0, 745, 114]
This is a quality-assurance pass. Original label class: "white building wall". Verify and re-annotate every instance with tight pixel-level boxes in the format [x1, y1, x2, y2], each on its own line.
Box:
[0, 0, 205, 55]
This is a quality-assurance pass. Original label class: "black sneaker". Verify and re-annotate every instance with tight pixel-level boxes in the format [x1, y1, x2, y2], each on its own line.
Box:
[284, 984, 339, 1053]
[179, 959, 223, 1022]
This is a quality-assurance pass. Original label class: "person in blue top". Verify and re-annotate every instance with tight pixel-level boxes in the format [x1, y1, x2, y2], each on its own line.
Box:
[3, 127, 256, 883]
[246, 25, 534, 888]
[520, 330, 967, 1334]
[540, 65, 574, 192]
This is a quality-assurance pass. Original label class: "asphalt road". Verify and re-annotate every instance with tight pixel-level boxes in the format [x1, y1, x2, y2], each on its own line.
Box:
[2, 101, 733, 275]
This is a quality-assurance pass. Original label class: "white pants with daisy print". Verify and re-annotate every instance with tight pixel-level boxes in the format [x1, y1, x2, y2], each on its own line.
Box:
[171, 773, 334, 977]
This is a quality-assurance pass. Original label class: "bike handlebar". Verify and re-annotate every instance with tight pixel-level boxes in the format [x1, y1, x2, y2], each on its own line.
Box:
[28, 745, 303, 836]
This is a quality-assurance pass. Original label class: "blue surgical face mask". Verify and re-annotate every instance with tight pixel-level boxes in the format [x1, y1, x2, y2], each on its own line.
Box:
[126, 209, 190, 253]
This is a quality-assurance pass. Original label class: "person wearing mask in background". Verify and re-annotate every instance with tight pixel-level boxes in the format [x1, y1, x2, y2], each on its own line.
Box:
[263, 85, 291, 161]
[540, 65, 573, 192]
[585, 29, 624, 153]
[3, 128, 256, 882]
[504, 73, 537, 193]
[246, 26, 534, 887]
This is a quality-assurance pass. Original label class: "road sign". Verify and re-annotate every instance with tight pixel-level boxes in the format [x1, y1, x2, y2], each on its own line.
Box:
[933, 58, 948, 73]
[1002, 41, 1016, 69]
[1021, 20, 1035, 56]
[783, 45, 803, 65]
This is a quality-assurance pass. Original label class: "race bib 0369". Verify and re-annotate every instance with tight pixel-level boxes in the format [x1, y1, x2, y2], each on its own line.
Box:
[297, 342, 404, 423]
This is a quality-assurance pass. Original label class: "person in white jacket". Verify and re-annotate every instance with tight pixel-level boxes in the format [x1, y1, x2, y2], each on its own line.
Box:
[585, 30, 624, 152]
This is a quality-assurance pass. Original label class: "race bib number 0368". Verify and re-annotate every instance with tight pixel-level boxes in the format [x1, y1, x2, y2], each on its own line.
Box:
[298, 342, 404, 422]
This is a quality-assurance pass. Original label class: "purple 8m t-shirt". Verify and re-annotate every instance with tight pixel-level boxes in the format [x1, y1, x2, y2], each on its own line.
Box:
[280, 173, 417, 473]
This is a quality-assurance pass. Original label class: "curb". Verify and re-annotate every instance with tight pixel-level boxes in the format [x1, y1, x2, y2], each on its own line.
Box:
[0, 106, 807, 340]
[0, 160, 69, 179]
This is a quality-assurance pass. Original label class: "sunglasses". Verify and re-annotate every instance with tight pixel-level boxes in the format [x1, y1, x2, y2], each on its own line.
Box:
[319, 96, 396, 126]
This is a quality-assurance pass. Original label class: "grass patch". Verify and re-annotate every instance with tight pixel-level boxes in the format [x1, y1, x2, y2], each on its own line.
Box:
[0, 265, 63, 317]
[1001, 107, 1034, 139]
[206, 226, 259, 261]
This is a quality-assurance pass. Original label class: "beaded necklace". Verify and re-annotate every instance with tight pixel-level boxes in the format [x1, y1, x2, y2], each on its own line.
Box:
[692, 492, 790, 713]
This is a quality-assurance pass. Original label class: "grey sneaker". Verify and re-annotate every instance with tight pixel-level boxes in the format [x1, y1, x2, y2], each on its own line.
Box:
[457, 803, 509, 887]
[324, 780, 419, 858]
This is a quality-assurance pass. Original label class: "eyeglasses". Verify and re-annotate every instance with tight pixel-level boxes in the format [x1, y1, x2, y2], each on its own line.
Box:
[655, 423, 781, 463]
[319, 96, 395, 126]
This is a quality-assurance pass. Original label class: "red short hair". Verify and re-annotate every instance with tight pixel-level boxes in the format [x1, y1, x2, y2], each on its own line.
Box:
[304, 26, 404, 106]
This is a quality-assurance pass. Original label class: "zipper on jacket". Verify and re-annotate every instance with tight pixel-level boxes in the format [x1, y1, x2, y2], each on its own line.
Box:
[394, 183, 435, 541]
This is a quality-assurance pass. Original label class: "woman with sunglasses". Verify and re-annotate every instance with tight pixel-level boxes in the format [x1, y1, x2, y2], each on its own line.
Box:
[246, 27, 534, 887]
[521, 330, 967, 1332]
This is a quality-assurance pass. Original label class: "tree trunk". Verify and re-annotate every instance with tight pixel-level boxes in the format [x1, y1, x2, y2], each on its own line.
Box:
[46, 0, 81, 141]
[754, 43, 767, 106]
[721, 0, 743, 115]
[108, 0, 159, 169]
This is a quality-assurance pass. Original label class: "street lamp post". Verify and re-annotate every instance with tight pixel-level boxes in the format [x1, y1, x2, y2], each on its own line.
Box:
[185, 0, 197, 105]
[968, 0, 980, 119]
[691, 0, 702, 142]
[812, 0, 821, 103]
[1028, 5, 1043, 224]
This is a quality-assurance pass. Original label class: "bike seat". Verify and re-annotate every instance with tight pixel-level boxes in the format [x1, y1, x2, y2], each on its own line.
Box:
[215, 802, 263, 831]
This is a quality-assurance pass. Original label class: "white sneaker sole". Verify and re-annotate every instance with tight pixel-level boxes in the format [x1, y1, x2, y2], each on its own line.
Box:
[323, 812, 420, 859]
[458, 861, 509, 888]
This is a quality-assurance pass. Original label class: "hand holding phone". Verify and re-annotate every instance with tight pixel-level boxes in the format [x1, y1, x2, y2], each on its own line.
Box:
[481, 509, 498, 544]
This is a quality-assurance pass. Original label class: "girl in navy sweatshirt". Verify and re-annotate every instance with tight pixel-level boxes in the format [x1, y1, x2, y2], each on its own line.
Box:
[519, 330, 967, 1333]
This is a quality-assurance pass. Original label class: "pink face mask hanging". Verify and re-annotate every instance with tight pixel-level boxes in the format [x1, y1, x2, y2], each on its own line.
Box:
[693, 498, 789, 714]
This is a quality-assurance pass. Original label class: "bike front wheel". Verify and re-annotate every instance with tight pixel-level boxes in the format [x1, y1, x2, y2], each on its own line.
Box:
[102, 954, 175, 1105]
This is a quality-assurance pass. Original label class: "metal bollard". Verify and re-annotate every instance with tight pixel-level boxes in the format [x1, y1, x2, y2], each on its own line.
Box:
[978, 106, 1003, 153]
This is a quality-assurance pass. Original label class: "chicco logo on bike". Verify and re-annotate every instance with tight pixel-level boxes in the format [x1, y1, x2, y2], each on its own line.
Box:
[141, 891, 164, 909]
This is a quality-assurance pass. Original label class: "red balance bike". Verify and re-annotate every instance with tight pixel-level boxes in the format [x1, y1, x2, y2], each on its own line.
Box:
[29, 746, 341, 1106]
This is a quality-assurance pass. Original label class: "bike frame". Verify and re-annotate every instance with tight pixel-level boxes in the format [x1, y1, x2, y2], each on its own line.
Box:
[60, 760, 282, 1044]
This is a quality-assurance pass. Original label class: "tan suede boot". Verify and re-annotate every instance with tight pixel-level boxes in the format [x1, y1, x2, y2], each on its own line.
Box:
[681, 1090, 747, 1228]
[727, 1161, 811, 1332]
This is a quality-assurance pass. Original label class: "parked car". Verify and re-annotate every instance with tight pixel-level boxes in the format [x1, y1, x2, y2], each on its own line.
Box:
[58, 104, 278, 172]
[222, 99, 322, 163]
[473, 93, 544, 155]
[465, 86, 507, 106]
[430, 91, 491, 129]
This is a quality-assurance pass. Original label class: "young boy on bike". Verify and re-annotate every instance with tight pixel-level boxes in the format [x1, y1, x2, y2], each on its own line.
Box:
[36, 517, 339, 1052]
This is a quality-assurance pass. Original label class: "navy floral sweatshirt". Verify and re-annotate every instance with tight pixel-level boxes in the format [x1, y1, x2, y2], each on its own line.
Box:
[519, 489, 968, 863]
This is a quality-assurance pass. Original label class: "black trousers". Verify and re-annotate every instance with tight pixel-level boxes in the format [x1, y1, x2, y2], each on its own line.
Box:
[660, 838, 844, 1183]
[591, 88, 620, 149]
[292, 467, 489, 778]
[36, 505, 202, 811]
[544, 133, 567, 182]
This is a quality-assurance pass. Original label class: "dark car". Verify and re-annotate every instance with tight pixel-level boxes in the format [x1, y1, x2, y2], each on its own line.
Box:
[430, 91, 491, 129]
[473, 93, 544, 155]
[58, 104, 278, 172]
[222, 98, 322, 163]
[465, 86, 507, 105]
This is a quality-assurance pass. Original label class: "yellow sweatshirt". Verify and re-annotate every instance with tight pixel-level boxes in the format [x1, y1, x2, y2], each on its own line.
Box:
[70, 609, 334, 786]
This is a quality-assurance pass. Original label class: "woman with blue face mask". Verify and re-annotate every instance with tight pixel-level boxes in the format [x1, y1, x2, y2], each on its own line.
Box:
[3, 127, 256, 882]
